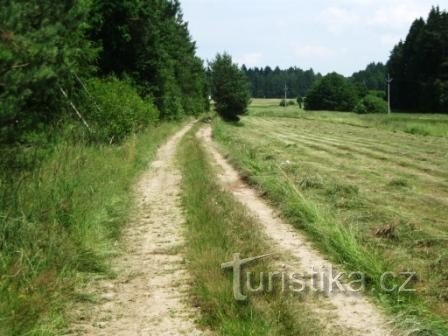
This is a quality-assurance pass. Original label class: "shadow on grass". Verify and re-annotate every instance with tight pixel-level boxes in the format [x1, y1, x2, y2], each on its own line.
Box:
[224, 120, 245, 127]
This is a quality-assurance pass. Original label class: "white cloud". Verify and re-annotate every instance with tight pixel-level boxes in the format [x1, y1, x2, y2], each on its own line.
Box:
[235, 52, 263, 67]
[321, 1, 432, 33]
[379, 33, 402, 46]
[368, 4, 429, 29]
[330, 0, 375, 4]
[319, 7, 360, 34]
[292, 44, 336, 60]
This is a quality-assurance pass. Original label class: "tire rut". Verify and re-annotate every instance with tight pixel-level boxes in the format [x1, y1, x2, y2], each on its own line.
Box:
[68, 123, 207, 336]
[197, 125, 396, 336]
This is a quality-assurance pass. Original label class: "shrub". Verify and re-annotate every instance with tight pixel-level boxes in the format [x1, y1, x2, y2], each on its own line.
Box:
[81, 77, 159, 142]
[210, 53, 251, 121]
[279, 99, 296, 107]
[354, 95, 388, 114]
[305, 73, 358, 111]
[369, 90, 387, 100]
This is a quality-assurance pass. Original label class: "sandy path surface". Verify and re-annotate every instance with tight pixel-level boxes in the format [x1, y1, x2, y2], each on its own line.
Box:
[69, 123, 206, 336]
[197, 125, 395, 336]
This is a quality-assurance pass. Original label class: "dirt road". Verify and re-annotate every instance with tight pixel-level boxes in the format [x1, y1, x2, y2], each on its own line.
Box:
[197, 125, 395, 336]
[69, 123, 206, 336]
[68, 122, 396, 336]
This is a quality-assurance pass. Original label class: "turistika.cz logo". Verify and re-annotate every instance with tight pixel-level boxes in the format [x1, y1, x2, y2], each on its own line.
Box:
[221, 253, 416, 301]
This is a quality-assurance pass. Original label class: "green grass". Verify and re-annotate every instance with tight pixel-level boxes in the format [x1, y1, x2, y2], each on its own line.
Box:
[249, 98, 448, 137]
[213, 108, 448, 335]
[0, 122, 180, 335]
[178, 122, 331, 336]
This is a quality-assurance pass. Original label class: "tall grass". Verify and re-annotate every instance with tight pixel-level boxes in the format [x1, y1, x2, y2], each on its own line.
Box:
[0, 122, 179, 335]
[178, 123, 327, 335]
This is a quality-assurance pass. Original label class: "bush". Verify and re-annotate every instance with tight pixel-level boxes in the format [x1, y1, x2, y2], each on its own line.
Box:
[354, 95, 388, 114]
[279, 99, 296, 107]
[369, 90, 387, 100]
[305, 73, 358, 111]
[210, 53, 251, 121]
[81, 77, 159, 142]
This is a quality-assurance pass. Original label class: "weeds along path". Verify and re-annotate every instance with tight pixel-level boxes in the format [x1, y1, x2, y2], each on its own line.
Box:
[197, 125, 394, 336]
[69, 123, 206, 336]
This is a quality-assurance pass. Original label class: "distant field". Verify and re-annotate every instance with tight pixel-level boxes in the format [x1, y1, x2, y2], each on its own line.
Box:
[214, 101, 448, 330]
[249, 98, 448, 137]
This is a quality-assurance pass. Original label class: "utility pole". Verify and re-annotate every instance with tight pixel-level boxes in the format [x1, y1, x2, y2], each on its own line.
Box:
[387, 74, 393, 114]
[284, 82, 287, 108]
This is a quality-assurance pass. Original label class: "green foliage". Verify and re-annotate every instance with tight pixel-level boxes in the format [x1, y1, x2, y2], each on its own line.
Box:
[89, 0, 208, 119]
[350, 62, 386, 92]
[279, 99, 295, 107]
[243, 66, 320, 98]
[210, 53, 251, 121]
[0, 0, 208, 147]
[369, 90, 386, 100]
[305, 73, 358, 111]
[80, 77, 159, 142]
[353, 81, 369, 98]
[387, 6, 448, 112]
[354, 95, 388, 114]
[0, 0, 207, 332]
[0, 0, 97, 144]
[297, 96, 303, 108]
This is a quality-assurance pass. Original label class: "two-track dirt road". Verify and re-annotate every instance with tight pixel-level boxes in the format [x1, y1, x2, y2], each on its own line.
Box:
[68, 123, 206, 336]
[68, 122, 395, 336]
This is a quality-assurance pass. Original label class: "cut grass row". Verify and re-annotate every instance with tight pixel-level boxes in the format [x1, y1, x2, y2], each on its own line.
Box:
[178, 122, 331, 336]
[249, 98, 448, 138]
[213, 116, 448, 335]
[0, 122, 181, 335]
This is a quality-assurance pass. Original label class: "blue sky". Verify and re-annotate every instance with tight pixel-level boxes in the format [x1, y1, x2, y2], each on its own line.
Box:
[181, 0, 445, 76]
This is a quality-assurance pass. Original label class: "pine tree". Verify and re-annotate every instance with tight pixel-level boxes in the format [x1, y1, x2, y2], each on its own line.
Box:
[88, 0, 208, 119]
[210, 53, 250, 121]
[387, 7, 448, 112]
[0, 0, 96, 143]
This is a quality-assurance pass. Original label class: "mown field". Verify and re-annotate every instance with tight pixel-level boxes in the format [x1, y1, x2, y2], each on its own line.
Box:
[252, 98, 448, 137]
[213, 99, 448, 333]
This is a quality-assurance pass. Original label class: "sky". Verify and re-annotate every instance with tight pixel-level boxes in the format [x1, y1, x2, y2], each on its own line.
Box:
[181, 0, 445, 76]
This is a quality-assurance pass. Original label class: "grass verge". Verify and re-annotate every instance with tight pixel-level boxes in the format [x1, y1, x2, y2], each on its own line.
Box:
[178, 122, 330, 336]
[0, 122, 180, 335]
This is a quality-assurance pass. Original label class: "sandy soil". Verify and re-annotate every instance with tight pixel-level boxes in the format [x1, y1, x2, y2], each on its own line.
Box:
[68, 123, 207, 336]
[197, 125, 396, 336]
